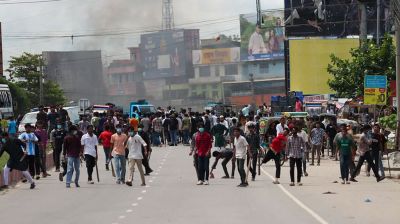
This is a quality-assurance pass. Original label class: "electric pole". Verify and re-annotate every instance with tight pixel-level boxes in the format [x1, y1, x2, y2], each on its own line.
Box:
[359, 1, 368, 43]
[39, 59, 44, 106]
[392, 0, 400, 150]
[377, 0, 381, 45]
[162, 0, 175, 30]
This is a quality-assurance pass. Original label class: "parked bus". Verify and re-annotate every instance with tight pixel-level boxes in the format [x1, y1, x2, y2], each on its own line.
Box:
[0, 84, 13, 119]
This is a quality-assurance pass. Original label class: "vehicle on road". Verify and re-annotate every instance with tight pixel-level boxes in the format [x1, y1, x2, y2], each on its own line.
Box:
[18, 106, 80, 133]
[0, 84, 13, 119]
[129, 100, 156, 118]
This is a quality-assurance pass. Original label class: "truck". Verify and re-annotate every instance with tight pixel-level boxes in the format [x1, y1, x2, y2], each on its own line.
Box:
[129, 100, 156, 119]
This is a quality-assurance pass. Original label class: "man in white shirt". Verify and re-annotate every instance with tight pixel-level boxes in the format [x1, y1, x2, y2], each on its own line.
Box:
[125, 129, 147, 187]
[248, 25, 266, 55]
[81, 125, 98, 184]
[233, 127, 250, 187]
[298, 128, 310, 177]
[219, 116, 229, 129]
[276, 117, 288, 135]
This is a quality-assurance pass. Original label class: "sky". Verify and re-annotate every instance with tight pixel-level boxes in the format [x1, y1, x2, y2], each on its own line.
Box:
[0, 0, 283, 68]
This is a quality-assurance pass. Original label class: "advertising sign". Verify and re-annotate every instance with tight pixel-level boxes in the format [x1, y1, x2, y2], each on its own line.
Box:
[364, 75, 387, 105]
[192, 48, 240, 65]
[284, 0, 393, 37]
[141, 30, 187, 79]
[240, 11, 284, 61]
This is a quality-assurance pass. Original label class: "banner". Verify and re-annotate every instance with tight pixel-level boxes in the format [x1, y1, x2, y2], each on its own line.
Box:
[364, 75, 387, 105]
[192, 48, 240, 65]
[240, 11, 285, 61]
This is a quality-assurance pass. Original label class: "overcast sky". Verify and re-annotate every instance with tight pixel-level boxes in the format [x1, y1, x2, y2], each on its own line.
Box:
[0, 0, 283, 67]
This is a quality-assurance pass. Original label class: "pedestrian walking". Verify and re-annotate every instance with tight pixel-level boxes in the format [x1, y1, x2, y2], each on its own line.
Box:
[111, 124, 128, 184]
[63, 125, 83, 188]
[7, 116, 17, 139]
[126, 129, 147, 187]
[151, 114, 163, 147]
[98, 125, 113, 171]
[262, 128, 289, 184]
[233, 127, 250, 187]
[211, 118, 229, 150]
[245, 124, 261, 181]
[350, 125, 385, 183]
[35, 122, 50, 178]
[298, 127, 310, 177]
[0, 132, 36, 189]
[182, 113, 191, 145]
[334, 124, 356, 184]
[286, 127, 306, 186]
[139, 126, 153, 175]
[81, 125, 98, 184]
[310, 122, 325, 166]
[367, 124, 386, 177]
[18, 124, 39, 179]
[50, 118, 67, 173]
[195, 124, 212, 185]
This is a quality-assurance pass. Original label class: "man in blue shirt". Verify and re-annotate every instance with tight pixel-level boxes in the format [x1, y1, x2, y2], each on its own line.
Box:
[7, 116, 17, 138]
[18, 124, 39, 178]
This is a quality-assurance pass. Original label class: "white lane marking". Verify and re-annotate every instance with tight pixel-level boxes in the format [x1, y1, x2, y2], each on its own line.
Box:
[141, 190, 147, 193]
[119, 216, 125, 219]
[112, 222, 119, 224]
[155, 172, 159, 175]
[149, 180, 153, 183]
[145, 185, 150, 188]
[126, 209, 133, 213]
[131, 203, 138, 206]
[158, 166, 162, 169]
[137, 197, 143, 200]
[261, 168, 329, 224]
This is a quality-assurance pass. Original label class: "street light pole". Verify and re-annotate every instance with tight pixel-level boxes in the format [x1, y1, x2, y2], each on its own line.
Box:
[396, 19, 400, 150]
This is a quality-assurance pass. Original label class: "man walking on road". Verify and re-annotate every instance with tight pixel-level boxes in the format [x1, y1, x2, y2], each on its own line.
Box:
[195, 124, 212, 185]
[139, 126, 153, 175]
[81, 125, 98, 184]
[63, 125, 83, 188]
[211, 118, 228, 150]
[310, 122, 325, 166]
[286, 127, 305, 186]
[262, 128, 289, 184]
[50, 118, 67, 173]
[350, 125, 385, 183]
[111, 124, 128, 184]
[0, 132, 36, 189]
[233, 127, 250, 187]
[334, 124, 356, 184]
[19, 124, 39, 179]
[126, 129, 147, 187]
[246, 124, 261, 181]
[99, 125, 113, 171]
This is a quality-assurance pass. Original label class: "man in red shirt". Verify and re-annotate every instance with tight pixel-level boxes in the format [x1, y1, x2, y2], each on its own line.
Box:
[99, 125, 113, 171]
[261, 128, 289, 184]
[195, 124, 212, 185]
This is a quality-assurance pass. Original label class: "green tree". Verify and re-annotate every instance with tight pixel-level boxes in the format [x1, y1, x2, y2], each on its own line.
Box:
[327, 35, 396, 98]
[6, 52, 66, 106]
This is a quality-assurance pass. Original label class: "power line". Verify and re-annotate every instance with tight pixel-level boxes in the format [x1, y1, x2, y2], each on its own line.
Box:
[0, 0, 67, 4]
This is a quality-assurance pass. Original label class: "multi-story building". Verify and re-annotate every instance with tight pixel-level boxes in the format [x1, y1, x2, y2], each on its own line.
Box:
[43, 50, 107, 104]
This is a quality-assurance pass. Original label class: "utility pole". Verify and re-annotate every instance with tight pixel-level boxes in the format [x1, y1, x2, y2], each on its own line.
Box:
[39, 59, 44, 106]
[392, 0, 400, 150]
[359, 1, 368, 43]
[249, 73, 256, 112]
[376, 0, 381, 45]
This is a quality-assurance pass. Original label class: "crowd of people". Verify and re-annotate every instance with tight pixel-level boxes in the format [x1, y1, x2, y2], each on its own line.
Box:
[0, 104, 388, 190]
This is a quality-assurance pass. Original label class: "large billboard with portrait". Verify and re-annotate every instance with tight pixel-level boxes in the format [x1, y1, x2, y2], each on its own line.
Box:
[141, 30, 188, 79]
[284, 0, 393, 37]
[240, 11, 285, 61]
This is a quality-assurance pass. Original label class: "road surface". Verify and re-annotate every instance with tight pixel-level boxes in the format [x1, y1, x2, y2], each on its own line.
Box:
[0, 145, 399, 224]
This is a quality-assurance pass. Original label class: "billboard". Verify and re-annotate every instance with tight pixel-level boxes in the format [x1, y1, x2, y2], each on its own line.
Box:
[364, 75, 387, 105]
[141, 30, 190, 79]
[290, 38, 359, 94]
[192, 48, 240, 65]
[284, 0, 393, 37]
[240, 11, 285, 61]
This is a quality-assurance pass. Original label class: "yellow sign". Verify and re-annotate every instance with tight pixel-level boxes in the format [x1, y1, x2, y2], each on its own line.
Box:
[364, 88, 387, 105]
[192, 48, 240, 65]
[289, 39, 359, 94]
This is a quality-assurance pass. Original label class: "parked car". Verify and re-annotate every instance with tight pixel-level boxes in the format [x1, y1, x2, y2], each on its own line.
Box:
[18, 106, 80, 133]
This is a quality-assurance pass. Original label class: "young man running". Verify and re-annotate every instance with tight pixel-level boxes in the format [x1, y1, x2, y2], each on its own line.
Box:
[81, 125, 98, 184]
[0, 132, 36, 189]
[98, 125, 113, 171]
[349, 125, 385, 183]
[18, 124, 39, 179]
[126, 128, 147, 187]
[262, 128, 289, 184]
[246, 124, 261, 181]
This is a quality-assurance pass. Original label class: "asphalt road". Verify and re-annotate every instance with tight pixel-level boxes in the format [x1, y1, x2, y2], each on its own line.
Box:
[0, 145, 399, 224]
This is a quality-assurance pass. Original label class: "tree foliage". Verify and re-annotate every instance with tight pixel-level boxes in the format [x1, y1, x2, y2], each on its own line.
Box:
[0, 77, 31, 115]
[6, 52, 66, 107]
[327, 35, 396, 98]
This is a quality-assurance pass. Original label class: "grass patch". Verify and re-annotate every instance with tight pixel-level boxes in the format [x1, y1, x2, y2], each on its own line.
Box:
[0, 152, 9, 172]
